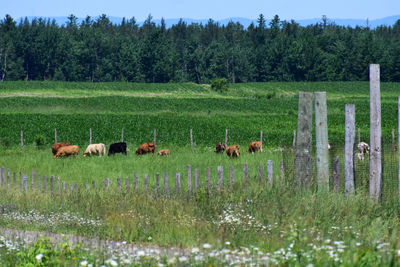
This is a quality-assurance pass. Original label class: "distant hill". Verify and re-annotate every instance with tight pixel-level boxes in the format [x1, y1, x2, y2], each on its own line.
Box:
[14, 15, 400, 29]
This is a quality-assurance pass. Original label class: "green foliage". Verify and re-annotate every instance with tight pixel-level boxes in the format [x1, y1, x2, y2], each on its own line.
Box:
[34, 134, 45, 148]
[210, 78, 228, 92]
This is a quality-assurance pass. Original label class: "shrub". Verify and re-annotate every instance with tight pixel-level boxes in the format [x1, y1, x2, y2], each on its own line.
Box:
[34, 134, 45, 148]
[210, 78, 228, 92]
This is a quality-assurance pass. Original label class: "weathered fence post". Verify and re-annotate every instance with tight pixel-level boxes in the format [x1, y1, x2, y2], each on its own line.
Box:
[217, 166, 223, 190]
[292, 130, 296, 152]
[106, 178, 110, 189]
[230, 166, 234, 188]
[50, 175, 54, 194]
[315, 92, 329, 192]
[258, 166, 263, 184]
[176, 172, 181, 192]
[23, 175, 28, 191]
[117, 178, 121, 191]
[0, 167, 4, 187]
[392, 129, 395, 152]
[63, 181, 67, 193]
[144, 174, 149, 191]
[134, 173, 138, 190]
[243, 163, 248, 185]
[358, 128, 361, 145]
[190, 129, 193, 152]
[194, 169, 199, 192]
[187, 165, 192, 192]
[125, 178, 129, 193]
[333, 156, 340, 192]
[294, 92, 314, 189]
[43, 175, 47, 192]
[37, 174, 40, 191]
[13, 172, 16, 187]
[345, 104, 355, 195]
[20, 130, 24, 149]
[225, 129, 228, 146]
[54, 128, 58, 144]
[32, 169, 35, 191]
[369, 64, 382, 201]
[121, 128, 124, 143]
[260, 131, 263, 147]
[89, 128, 92, 144]
[154, 129, 157, 148]
[164, 172, 169, 193]
[57, 177, 60, 193]
[267, 160, 273, 187]
[7, 169, 10, 189]
[155, 173, 160, 192]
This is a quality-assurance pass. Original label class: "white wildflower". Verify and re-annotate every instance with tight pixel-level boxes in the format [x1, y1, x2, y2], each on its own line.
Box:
[178, 256, 188, 262]
[80, 260, 88, 266]
[203, 243, 212, 249]
[191, 247, 200, 254]
[105, 258, 118, 267]
[35, 253, 43, 262]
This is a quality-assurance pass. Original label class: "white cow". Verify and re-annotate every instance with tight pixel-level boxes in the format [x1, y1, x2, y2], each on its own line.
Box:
[357, 142, 370, 161]
[83, 143, 106, 157]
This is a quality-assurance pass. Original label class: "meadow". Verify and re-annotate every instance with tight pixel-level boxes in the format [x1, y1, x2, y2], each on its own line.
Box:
[1, 81, 400, 266]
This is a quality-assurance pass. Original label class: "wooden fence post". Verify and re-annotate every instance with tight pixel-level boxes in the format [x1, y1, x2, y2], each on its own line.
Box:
[164, 172, 169, 193]
[292, 130, 296, 152]
[54, 128, 58, 144]
[37, 174, 40, 191]
[217, 166, 223, 190]
[267, 160, 273, 187]
[0, 167, 4, 187]
[43, 175, 47, 192]
[333, 156, 340, 192]
[369, 64, 382, 201]
[345, 104, 355, 195]
[121, 128, 124, 143]
[23, 175, 28, 191]
[57, 177, 60, 193]
[13, 172, 16, 187]
[89, 128, 92, 144]
[358, 128, 361, 145]
[187, 164, 192, 192]
[156, 173, 160, 192]
[260, 131, 263, 146]
[106, 178, 110, 189]
[225, 129, 228, 146]
[243, 163, 248, 185]
[258, 166, 263, 184]
[294, 92, 314, 189]
[176, 172, 181, 192]
[63, 181, 66, 193]
[117, 178, 121, 191]
[194, 169, 199, 192]
[190, 129, 193, 152]
[392, 129, 395, 152]
[315, 92, 329, 192]
[7, 169, 10, 189]
[144, 174, 149, 191]
[134, 173, 138, 190]
[50, 175, 54, 194]
[32, 169, 35, 191]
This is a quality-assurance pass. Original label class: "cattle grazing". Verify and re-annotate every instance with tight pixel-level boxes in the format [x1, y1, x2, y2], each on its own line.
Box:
[357, 142, 370, 161]
[83, 143, 106, 157]
[54, 145, 79, 159]
[157, 149, 170, 157]
[108, 142, 127, 156]
[226, 145, 240, 158]
[136, 142, 155, 155]
[52, 142, 70, 155]
[215, 142, 226, 153]
[248, 141, 263, 153]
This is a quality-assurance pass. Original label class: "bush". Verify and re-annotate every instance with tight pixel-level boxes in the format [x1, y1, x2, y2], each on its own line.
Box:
[34, 134, 45, 148]
[210, 78, 228, 92]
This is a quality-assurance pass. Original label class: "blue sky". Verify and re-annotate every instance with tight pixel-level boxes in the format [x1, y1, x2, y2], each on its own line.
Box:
[2, 0, 399, 21]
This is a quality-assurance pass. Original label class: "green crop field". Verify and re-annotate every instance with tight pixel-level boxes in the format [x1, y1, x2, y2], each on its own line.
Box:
[1, 81, 400, 266]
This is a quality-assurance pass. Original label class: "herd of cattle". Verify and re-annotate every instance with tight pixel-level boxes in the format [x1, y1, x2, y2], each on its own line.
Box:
[51, 140, 371, 160]
[51, 141, 264, 159]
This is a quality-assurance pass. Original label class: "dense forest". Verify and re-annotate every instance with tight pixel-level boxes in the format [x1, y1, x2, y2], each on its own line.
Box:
[0, 14, 400, 83]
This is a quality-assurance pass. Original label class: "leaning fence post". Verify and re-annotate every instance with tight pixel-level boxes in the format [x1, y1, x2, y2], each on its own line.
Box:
[187, 165, 192, 192]
[315, 92, 329, 192]
[333, 156, 340, 192]
[217, 166, 223, 190]
[369, 64, 382, 202]
[345, 104, 355, 195]
[294, 92, 313, 189]
[267, 160, 273, 187]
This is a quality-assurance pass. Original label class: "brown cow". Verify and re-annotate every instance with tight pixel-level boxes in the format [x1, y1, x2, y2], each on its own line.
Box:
[52, 142, 70, 155]
[226, 145, 240, 158]
[157, 149, 170, 157]
[248, 141, 263, 153]
[215, 142, 226, 153]
[54, 145, 79, 159]
[136, 142, 155, 155]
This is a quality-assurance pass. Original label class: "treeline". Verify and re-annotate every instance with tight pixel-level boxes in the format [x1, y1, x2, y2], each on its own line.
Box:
[1, 14, 400, 83]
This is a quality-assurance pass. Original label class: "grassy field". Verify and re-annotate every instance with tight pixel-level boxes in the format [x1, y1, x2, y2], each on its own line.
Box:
[1, 81, 400, 265]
